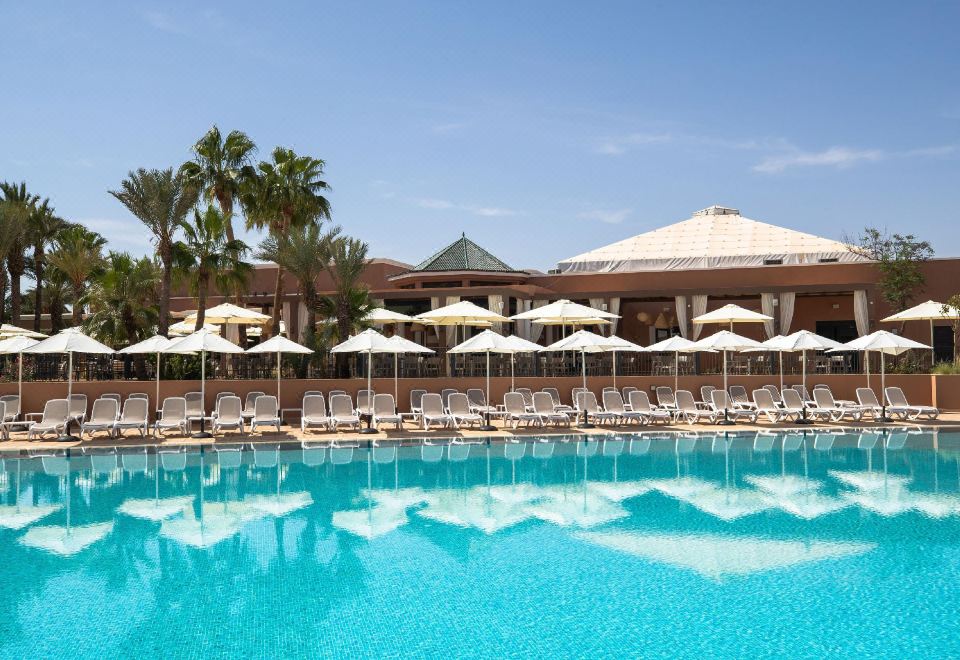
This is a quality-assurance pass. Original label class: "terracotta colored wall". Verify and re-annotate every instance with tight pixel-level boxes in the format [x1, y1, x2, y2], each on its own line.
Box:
[1, 373, 947, 418]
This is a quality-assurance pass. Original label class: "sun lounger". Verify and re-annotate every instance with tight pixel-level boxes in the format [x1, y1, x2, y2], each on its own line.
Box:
[628, 390, 672, 424]
[621, 386, 638, 410]
[301, 395, 331, 433]
[212, 396, 244, 434]
[533, 391, 571, 426]
[753, 388, 800, 423]
[409, 389, 427, 421]
[728, 385, 757, 410]
[516, 388, 536, 412]
[542, 387, 574, 412]
[372, 393, 404, 430]
[602, 390, 645, 425]
[465, 388, 497, 415]
[155, 397, 189, 437]
[68, 394, 88, 425]
[699, 386, 716, 408]
[656, 386, 678, 410]
[249, 395, 281, 434]
[80, 398, 119, 439]
[330, 394, 361, 431]
[675, 390, 717, 424]
[571, 387, 589, 411]
[447, 393, 482, 428]
[240, 391, 264, 421]
[356, 389, 375, 416]
[579, 391, 620, 425]
[184, 392, 204, 428]
[113, 398, 149, 438]
[781, 388, 829, 421]
[99, 393, 122, 419]
[856, 388, 908, 420]
[421, 393, 455, 430]
[812, 388, 865, 422]
[504, 392, 541, 429]
[27, 399, 70, 439]
[710, 390, 758, 423]
[763, 385, 783, 406]
[885, 386, 939, 420]
[0, 394, 20, 422]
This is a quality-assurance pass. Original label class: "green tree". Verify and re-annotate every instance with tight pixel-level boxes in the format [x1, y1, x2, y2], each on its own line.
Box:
[175, 205, 249, 331]
[850, 228, 934, 312]
[256, 221, 341, 342]
[43, 269, 73, 334]
[26, 199, 68, 331]
[242, 147, 331, 335]
[83, 252, 161, 363]
[109, 168, 198, 335]
[0, 196, 27, 323]
[179, 125, 256, 243]
[0, 182, 38, 323]
[319, 236, 373, 376]
[46, 225, 107, 326]
[942, 295, 960, 364]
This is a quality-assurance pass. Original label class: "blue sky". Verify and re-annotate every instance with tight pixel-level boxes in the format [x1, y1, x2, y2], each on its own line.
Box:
[2, 1, 958, 271]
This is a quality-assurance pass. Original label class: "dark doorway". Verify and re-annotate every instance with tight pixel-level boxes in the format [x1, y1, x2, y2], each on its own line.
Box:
[816, 320, 858, 343]
[934, 325, 954, 364]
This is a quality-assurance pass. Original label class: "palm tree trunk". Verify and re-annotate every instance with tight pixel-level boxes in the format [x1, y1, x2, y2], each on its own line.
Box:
[271, 267, 284, 337]
[33, 249, 43, 331]
[72, 283, 84, 326]
[195, 273, 208, 331]
[159, 247, 173, 336]
[336, 300, 351, 378]
[8, 250, 24, 325]
[0, 268, 7, 324]
[217, 191, 236, 243]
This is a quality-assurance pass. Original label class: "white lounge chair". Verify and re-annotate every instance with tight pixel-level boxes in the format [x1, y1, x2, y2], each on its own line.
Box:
[602, 390, 645, 425]
[515, 388, 536, 412]
[439, 388, 458, 413]
[782, 388, 830, 422]
[250, 395, 281, 434]
[542, 387, 574, 413]
[114, 398, 149, 438]
[504, 392, 541, 429]
[628, 390, 672, 424]
[856, 388, 908, 420]
[80, 398, 119, 439]
[68, 394, 88, 425]
[184, 392, 204, 428]
[763, 385, 783, 406]
[99, 393, 122, 419]
[570, 387, 589, 411]
[885, 386, 939, 420]
[447, 393, 482, 428]
[330, 394, 361, 431]
[728, 385, 757, 410]
[699, 386, 716, 408]
[301, 395, 332, 433]
[0, 394, 20, 421]
[466, 388, 497, 415]
[155, 397, 189, 437]
[409, 389, 427, 421]
[533, 391, 571, 426]
[27, 399, 69, 439]
[656, 386, 678, 410]
[372, 393, 404, 430]
[753, 388, 800, 423]
[212, 396, 244, 435]
[812, 388, 865, 422]
[710, 390, 758, 423]
[356, 389, 375, 416]
[675, 390, 717, 424]
[240, 391, 264, 421]
[421, 393, 455, 430]
[621, 386, 638, 410]
[578, 391, 619, 425]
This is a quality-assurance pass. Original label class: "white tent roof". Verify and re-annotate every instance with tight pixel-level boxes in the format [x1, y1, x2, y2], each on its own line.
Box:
[558, 205, 867, 273]
[881, 300, 960, 322]
[23, 328, 114, 355]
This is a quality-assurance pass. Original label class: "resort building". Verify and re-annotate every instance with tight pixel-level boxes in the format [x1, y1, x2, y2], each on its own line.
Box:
[171, 204, 960, 362]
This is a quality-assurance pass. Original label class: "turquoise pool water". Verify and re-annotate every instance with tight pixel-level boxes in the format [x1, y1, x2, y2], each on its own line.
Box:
[1, 430, 959, 658]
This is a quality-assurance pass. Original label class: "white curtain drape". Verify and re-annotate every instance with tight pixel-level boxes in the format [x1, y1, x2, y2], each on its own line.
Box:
[779, 292, 796, 335]
[445, 296, 461, 347]
[530, 300, 547, 343]
[487, 294, 504, 334]
[297, 302, 309, 342]
[761, 292, 776, 338]
[854, 290, 870, 336]
[430, 296, 441, 341]
[691, 295, 708, 340]
[281, 302, 291, 337]
[226, 323, 240, 344]
[609, 297, 621, 336]
[674, 295, 688, 338]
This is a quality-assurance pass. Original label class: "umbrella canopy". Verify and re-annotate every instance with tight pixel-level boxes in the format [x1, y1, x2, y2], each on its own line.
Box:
[186, 302, 270, 325]
[541, 329, 611, 354]
[329, 328, 396, 354]
[832, 330, 931, 356]
[118, 335, 175, 411]
[246, 335, 314, 401]
[448, 329, 518, 354]
[0, 324, 47, 339]
[386, 334, 434, 354]
[164, 328, 244, 354]
[23, 328, 114, 355]
[690, 330, 764, 395]
[19, 522, 115, 556]
[503, 335, 542, 352]
[881, 300, 960, 323]
[767, 329, 845, 352]
[0, 335, 40, 353]
[511, 299, 619, 322]
[647, 334, 700, 390]
[416, 300, 510, 325]
[169, 320, 220, 336]
[362, 308, 420, 324]
[692, 303, 773, 330]
[531, 317, 612, 326]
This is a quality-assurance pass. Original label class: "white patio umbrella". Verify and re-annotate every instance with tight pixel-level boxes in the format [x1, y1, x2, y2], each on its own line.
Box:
[164, 328, 244, 437]
[330, 328, 396, 434]
[881, 300, 960, 364]
[541, 329, 611, 428]
[0, 323, 47, 339]
[186, 302, 271, 326]
[513, 298, 619, 338]
[602, 335, 645, 389]
[169, 319, 220, 336]
[23, 328, 115, 440]
[450, 330, 521, 430]
[385, 335, 434, 402]
[692, 303, 773, 332]
[761, 330, 845, 395]
[646, 335, 699, 391]
[503, 334, 541, 392]
[118, 335, 174, 411]
[0, 335, 40, 402]
[689, 330, 764, 425]
[245, 335, 313, 402]
[829, 330, 930, 421]
[362, 308, 419, 324]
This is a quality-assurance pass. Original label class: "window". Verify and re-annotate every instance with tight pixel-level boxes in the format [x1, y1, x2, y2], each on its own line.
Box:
[819, 258, 839, 263]
[763, 258, 783, 265]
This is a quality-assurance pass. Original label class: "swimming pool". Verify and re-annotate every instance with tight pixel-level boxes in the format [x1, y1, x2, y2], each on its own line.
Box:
[1, 429, 959, 658]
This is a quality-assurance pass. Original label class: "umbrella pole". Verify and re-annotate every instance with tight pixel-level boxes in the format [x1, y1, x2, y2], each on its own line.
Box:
[510, 354, 515, 392]
[394, 353, 398, 403]
[18, 351, 23, 403]
[612, 349, 617, 390]
[480, 350, 495, 431]
[779, 350, 784, 393]
[718, 350, 734, 426]
[359, 348, 377, 435]
[276, 350, 281, 401]
[59, 351, 79, 441]
[877, 352, 891, 422]
[193, 349, 212, 438]
[931, 319, 935, 366]
[579, 347, 593, 429]
[674, 352, 679, 392]
[796, 349, 811, 425]
[156, 351, 161, 418]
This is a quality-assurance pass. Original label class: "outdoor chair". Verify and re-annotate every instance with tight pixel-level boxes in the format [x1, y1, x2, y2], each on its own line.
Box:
[372, 394, 403, 430]
[212, 396, 244, 435]
[250, 395, 281, 434]
[80, 398, 119, 439]
[241, 391, 265, 420]
[602, 390, 646, 425]
[27, 399, 69, 439]
[0, 395, 20, 421]
[447, 393, 483, 428]
[885, 387, 940, 420]
[578, 391, 619, 425]
[330, 394, 361, 431]
[812, 388, 865, 422]
[531, 391, 570, 427]
[421, 393, 454, 430]
[628, 390, 672, 424]
[674, 390, 717, 424]
[301, 395, 332, 433]
[728, 385, 757, 410]
[656, 386, 677, 410]
[710, 390, 758, 423]
[753, 388, 800, 423]
[68, 394, 88, 424]
[155, 397, 189, 437]
[504, 392, 541, 429]
[856, 388, 908, 420]
[113, 398, 149, 438]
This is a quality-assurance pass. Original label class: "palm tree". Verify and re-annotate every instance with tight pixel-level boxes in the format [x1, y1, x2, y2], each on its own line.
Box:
[179, 126, 256, 243]
[109, 168, 197, 335]
[27, 199, 68, 331]
[0, 196, 27, 323]
[43, 270, 72, 334]
[321, 236, 373, 376]
[83, 252, 161, 370]
[242, 147, 332, 335]
[256, 221, 341, 342]
[175, 205, 249, 331]
[46, 226, 107, 326]
[0, 182, 38, 324]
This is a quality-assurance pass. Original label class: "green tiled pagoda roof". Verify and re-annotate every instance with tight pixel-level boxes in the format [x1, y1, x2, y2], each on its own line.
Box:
[413, 233, 515, 272]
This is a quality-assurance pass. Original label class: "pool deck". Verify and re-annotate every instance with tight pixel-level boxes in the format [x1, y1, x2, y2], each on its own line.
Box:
[2, 413, 958, 452]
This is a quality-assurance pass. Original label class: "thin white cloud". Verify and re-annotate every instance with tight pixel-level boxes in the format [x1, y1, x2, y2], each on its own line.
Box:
[413, 197, 518, 217]
[754, 144, 956, 174]
[142, 10, 187, 35]
[578, 208, 632, 224]
[432, 122, 468, 134]
[596, 132, 672, 155]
